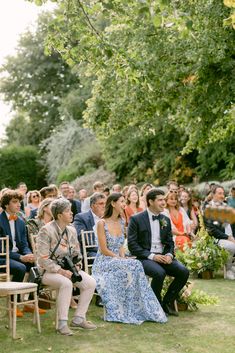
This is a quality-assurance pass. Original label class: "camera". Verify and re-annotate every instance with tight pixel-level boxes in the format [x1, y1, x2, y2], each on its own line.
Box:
[58, 255, 82, 283]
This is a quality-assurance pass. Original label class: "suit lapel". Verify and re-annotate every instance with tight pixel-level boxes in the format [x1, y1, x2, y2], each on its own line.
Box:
[142, 210, 152, 244]
[88, 210, 95, 229]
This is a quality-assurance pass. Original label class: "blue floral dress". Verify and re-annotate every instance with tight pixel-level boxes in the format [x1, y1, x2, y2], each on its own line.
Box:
[92, 222, 167, 325]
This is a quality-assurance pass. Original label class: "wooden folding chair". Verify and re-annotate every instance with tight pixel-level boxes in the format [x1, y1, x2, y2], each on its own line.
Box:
[81, 230, 97, 274]
[0, 236, 41, 339]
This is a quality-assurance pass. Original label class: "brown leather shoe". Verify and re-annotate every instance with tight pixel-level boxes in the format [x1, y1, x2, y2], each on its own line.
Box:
[23, 305, 46, 315]
[70, 320, 97, 330]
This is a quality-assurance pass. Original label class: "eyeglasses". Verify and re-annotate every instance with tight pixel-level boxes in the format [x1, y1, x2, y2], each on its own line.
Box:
[32, 195, 39, 198]
[169, 190, 178, 193]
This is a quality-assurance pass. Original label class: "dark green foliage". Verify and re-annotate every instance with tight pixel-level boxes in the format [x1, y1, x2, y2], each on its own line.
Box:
[0, 145, 46, 189]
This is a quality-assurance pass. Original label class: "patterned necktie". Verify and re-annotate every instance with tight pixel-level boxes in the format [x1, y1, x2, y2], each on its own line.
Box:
[152, 214, 160, 221]
[8, 214, 18, 221]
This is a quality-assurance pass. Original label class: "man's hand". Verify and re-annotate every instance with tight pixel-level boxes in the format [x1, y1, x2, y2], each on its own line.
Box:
[57, 268, 72, 279]
[20, 254, 35, 263]
[153, 254, 168, 264]
[164, 255, 173, 264]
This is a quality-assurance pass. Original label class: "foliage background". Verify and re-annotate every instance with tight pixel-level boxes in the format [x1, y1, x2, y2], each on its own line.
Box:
[0, 0, 234, 188]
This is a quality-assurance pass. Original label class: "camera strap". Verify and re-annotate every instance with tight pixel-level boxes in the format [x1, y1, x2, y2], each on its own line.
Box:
[49, 228, 67, 260]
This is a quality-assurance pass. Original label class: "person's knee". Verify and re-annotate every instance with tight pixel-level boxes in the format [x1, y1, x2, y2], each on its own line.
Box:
[88, 277, 96, 291]
[11, 261, 27, 278]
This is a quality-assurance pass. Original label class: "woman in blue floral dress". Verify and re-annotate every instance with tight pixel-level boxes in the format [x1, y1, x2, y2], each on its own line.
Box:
[92, 193, 167, 325]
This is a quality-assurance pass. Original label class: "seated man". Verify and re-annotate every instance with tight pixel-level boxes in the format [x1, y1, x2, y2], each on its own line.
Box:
[128, 188, 189, 316]
[74, 192, 106, 258]
[204, 185, 235, 280]
[0, 189, 45, 316]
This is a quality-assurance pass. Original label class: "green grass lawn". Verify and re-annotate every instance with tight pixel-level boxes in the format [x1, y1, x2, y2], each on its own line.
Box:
[1, 276, 234, 353]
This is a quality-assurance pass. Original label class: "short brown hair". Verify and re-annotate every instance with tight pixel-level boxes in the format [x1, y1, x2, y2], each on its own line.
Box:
[0, 190, 23, 210]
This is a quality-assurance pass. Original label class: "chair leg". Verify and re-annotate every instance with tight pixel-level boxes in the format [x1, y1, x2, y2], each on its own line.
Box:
[33, 291, 41, 333]
[7, 296, 12, 329]
[12, 294, 17, 339]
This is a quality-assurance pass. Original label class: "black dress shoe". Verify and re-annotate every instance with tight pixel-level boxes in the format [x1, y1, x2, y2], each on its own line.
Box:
[95, 296, 103, 307]
[163, 303, 179, 317]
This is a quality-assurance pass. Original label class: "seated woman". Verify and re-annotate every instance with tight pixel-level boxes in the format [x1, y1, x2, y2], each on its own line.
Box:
[92, 193, 167, 325]
[179, 190, 198, 233]
[27, 198, 54, 239]
[139, 183, 153, 210]
[25, 190, 41, 218]
[37, 198, 97, 336]
[124, 189, 143, 225]
[163, 191, 193, 251]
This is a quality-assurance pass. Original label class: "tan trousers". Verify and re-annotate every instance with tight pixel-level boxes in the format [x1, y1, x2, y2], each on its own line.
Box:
[42, 270, 96, 321]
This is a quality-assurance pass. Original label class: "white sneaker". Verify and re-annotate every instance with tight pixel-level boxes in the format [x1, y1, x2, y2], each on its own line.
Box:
[225, 270, 235, 280]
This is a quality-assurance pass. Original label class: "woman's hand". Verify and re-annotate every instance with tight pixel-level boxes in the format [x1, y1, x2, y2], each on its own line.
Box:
[57, 268, 72, 279]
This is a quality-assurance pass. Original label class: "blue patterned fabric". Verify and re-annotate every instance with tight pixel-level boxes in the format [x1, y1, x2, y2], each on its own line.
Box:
[92, 223, 167, 325]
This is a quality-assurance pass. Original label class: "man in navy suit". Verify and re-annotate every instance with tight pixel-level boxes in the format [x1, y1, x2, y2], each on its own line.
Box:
[73, 192, 106, 257]
[0, 190, 35, 283]
[128, 188, 189, 316]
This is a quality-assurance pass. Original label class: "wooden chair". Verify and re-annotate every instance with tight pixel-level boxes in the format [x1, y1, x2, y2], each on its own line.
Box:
[0, 236, 41, 339]
[81, 230, 97, 274]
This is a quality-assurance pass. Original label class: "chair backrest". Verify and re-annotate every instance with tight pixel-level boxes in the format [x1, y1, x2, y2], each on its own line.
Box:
[0, 236, 10, 282]
[29, 233, 38, 265]
[81, 230, 97, 274]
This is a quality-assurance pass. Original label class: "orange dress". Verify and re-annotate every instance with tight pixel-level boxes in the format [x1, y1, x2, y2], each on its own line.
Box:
[170, 210, 191, 251]
[124, 205, 143, 225]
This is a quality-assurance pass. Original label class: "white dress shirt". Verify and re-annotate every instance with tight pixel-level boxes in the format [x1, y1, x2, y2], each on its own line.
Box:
[147, 208, 163, 260]
[6, 211, 19, 252]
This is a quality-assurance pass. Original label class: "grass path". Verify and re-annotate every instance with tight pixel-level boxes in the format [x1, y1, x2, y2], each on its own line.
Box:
[0, 277, 234, 353]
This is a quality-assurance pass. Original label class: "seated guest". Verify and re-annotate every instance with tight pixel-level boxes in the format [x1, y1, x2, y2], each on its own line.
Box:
[0, 190, 42, 317]
[204, 185, 235, 280]
[37, 198, 97, 335]
[226, 186, 235, 209]
[139, 183, 153, 209]
[124, 189, 143, 225]
[179, 190, 198, 233]
[111, 184, 122, 193]
[92, 193, 167, 324]
[78, 189, 88, 212]
[29, 186, 57, 219]
[25, 190, 41, 218]
[82, 181, 105, 213]
[163, 191, 193, 251]
[128, 188, 189, 316]
[73, 192, 106, 255]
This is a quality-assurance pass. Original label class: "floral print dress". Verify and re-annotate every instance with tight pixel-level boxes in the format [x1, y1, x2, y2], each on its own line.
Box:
[92, 222, 167, 325]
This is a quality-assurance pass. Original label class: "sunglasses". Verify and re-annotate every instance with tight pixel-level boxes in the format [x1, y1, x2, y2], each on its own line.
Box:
[32, 195, 39, 198]
[169, 190, 178, 193]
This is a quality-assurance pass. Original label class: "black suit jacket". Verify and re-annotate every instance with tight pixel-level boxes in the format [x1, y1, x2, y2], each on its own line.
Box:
[0, 211, 31, 261]
[128, 210, 175, 259]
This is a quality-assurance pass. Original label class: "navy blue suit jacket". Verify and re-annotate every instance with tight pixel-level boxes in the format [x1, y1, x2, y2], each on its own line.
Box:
[0, 211, 31, 261]
[73, 210, 98, 254]
[128, 210, 175, 259]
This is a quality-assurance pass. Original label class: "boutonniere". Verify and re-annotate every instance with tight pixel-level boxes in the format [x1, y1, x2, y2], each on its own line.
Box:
[160, 218, 167, 229]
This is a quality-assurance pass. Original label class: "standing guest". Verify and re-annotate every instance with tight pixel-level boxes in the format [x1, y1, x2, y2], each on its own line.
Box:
[37, 198, 97, 335]
[124, 189, 143, 225]
[163, 191, 193, 251]
[78, 189, 88, 213]
[82, 181, 105, 213]
[139, 183, 153, 209]
[92, 193, 167, 324]
[17, 182, 28, 214]
[204, 185, 235, 280]
[25, 190, 41, 218]
[128, 188, 189, 316]
[59, 181, 81, 219]
[179, 190, 198, 233]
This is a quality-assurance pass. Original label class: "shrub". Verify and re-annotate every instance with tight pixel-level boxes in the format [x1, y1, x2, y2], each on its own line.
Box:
[0, 144, 46, 189]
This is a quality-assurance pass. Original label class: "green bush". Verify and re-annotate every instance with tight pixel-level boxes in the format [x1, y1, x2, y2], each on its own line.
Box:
[0, 144, 46, 189]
